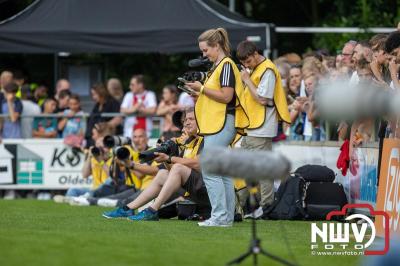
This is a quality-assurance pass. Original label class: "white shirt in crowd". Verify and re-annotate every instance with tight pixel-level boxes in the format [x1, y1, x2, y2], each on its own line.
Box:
[246, 69, 278, 138]
[21, 100, 41, 138]
[178, 92, 194, 108]
[349, 71, 359, 86]
[120, 90, 157, 138]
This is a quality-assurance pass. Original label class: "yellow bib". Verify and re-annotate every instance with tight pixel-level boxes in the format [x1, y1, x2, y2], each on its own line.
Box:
[123, 145, 144, 189]
[244, 59, 291, 129]
[195, 57, 249, 139]
[182, 136, 203, 159]
[90, 157, 112, 189]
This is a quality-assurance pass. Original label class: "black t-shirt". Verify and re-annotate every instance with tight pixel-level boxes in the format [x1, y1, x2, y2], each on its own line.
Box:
[85, 98, 122, 146]
[219, 62, 236, 114]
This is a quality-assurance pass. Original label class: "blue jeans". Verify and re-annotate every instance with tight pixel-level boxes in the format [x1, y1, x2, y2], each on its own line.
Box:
[202, 114, 236, 224]
[65, 187, 91, 197]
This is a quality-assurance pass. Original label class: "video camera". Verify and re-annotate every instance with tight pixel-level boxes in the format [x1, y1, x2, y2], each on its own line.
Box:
[139, 139, 180, 163]
[177, 56, 212, 94]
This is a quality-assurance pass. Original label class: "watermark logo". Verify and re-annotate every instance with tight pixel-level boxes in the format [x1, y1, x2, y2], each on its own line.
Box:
[310, 204, 390, 256]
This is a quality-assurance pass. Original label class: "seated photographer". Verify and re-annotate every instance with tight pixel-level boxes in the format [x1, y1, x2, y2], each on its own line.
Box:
[71, 128, 156, 206]
[103, 107, 211, 221]
[54, 136, 111, 203]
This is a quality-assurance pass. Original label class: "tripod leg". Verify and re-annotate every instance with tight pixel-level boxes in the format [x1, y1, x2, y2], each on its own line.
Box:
[226, 250, 253, 266]
[258, 248, 297, 266]
[253, 252, 258, 266]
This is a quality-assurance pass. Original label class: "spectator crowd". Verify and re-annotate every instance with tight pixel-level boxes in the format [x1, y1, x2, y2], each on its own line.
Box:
[1, 29, 400, 223]
[1, 32, 399, 145]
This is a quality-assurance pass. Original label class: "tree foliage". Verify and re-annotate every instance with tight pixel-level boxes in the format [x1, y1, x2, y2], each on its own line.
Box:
[312, 0, 400, 53]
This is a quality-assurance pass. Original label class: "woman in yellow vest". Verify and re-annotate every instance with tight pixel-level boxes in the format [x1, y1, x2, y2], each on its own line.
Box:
[186, 28, 249, 227]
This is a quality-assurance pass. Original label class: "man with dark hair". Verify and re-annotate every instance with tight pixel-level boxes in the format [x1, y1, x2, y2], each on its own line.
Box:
[236, 40, 291, 216]
[0, 82, 23, 138]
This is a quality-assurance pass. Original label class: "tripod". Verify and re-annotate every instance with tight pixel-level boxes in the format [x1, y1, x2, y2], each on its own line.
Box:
[227, 183, 296, 266]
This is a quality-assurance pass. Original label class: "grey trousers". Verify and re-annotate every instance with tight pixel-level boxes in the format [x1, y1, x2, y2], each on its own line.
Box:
[240, 136, 274, 207]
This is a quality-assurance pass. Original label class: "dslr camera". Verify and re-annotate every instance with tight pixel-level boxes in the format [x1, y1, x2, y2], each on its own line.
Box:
[139, 139, 180, 163]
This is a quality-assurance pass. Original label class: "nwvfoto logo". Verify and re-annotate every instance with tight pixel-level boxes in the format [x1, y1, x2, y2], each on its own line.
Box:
[310, 204, 390, 255]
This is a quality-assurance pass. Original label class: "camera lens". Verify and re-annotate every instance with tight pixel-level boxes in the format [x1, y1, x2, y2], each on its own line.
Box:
[91, 147, 101, 157]
[103, 135, 115, 148]
[115, 147, 130, 160]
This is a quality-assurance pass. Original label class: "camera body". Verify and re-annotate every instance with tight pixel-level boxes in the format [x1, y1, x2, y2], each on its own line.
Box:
[139, 139, 180, 163]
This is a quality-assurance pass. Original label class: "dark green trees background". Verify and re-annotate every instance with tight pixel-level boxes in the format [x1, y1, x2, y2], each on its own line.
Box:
[0, 0, 399, 93]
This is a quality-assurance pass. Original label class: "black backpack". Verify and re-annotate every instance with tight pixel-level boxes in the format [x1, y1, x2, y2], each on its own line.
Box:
[262, 174, 308, 220]
[294, 164, 336, 182]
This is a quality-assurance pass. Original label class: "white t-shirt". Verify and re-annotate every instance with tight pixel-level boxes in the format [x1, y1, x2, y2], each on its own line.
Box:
[349, 71, 359, 86]
[178, 92, 194, 107]
[120, 90, 157, 138]
[246, 70, 278, 138]
[21, 100, 41, 138]
[303, 113, 313, 137]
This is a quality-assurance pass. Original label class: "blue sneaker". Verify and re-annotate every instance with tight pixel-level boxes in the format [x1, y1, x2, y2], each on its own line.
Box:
[127, 208, 159, 221]
[102, 207, 134, 219]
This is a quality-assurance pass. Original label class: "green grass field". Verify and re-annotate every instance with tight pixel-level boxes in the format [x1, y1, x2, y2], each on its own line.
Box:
[0, 200, 362, 266]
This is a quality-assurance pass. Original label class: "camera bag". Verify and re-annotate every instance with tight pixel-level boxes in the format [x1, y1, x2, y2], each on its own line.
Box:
[294, 164, 336, 183]
[304, 182, 348, 220]
[177, 200, 197, 220]
[262, 174, 307, 220]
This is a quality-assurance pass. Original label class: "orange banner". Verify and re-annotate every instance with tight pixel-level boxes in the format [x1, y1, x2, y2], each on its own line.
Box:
[375, 139, 400, 237]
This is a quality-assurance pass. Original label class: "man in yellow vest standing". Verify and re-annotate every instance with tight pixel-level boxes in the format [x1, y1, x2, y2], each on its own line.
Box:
[236, 41, 291, 217]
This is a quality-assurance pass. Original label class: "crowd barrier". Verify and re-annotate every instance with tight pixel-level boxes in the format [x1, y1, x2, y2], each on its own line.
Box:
[0, 138, 398, 236]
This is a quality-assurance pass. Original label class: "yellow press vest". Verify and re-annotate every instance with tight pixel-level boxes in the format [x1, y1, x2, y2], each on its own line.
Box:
[90, 157, 112, 189]
[195, 57, 249, 138]
[123, 145, 145, 189]
[244, 59, 291, 129]
[182, 136, 203, 159]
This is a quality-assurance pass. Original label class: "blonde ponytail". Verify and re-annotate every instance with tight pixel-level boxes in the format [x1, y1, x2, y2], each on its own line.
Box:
[198, 27, 231, 56]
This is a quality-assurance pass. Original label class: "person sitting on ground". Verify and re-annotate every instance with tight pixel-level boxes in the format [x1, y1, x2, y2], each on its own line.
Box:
[70, 128, 156, 207]
[103, 107, 211, 222]
[32, 98, 58, 138]
[54, 122, 116, 202]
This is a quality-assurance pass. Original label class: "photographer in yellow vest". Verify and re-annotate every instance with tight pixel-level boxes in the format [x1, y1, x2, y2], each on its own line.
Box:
[236, 41, 291, 216]
[185, 28, 249, 227]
